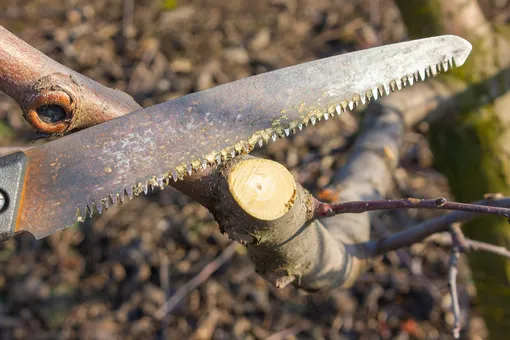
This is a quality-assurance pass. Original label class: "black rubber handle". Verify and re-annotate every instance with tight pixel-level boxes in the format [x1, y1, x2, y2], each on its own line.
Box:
[0, 151, 27, 241]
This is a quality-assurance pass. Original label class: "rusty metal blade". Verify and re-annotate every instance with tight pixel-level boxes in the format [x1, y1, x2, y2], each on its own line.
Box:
[15, 35, 471, 239]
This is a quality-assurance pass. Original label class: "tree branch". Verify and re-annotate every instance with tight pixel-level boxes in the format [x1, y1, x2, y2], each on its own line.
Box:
[0, 25, 141, 135]
[448, 244, 461, 339]
[314, 197, 510, 219]
[359, 198, 510, 258]
[465, 239, 510, 259]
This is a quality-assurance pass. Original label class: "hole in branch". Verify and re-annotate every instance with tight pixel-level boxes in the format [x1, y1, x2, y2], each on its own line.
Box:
[36, 104, 68, 123]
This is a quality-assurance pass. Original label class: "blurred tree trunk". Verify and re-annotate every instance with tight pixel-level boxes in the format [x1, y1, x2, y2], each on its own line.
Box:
[395, 0, 510, 335]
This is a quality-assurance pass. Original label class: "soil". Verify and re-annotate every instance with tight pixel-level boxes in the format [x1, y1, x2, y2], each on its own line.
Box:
[1, 0, 510, 339]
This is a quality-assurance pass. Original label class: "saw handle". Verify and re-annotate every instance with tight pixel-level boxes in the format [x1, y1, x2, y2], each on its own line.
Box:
[0, 151, 27, 241]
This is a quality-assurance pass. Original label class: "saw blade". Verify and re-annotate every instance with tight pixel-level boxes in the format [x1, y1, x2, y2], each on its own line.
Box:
[15, 35, 471, 239]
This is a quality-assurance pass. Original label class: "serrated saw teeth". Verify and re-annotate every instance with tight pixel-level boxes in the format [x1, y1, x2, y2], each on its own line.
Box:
[85, 205, 92, 218]
[94, 202, 102, 215]
[124, 187, 133, 200]
[371, 88, 379, 101]
[397, 79, 403, 90]
[114, 193, 122, 206]
[431, 65, 438, 77]
[79, 54, 465, 222]
[102, 198, 109, 210]
[383, 84, 390, 96]
[419, 68, 426, 81]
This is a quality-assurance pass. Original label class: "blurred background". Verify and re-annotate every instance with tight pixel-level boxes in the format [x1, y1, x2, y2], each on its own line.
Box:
[1, 0, 510, 339]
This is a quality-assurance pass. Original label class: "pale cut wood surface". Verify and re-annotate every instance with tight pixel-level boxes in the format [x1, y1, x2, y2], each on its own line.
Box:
[228, 158, 296, 221]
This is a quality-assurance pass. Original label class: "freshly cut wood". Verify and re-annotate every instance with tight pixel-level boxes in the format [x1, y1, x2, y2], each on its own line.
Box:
[228, 158, 296, 221]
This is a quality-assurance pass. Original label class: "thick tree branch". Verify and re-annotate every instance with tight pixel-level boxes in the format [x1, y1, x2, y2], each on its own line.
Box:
[0, 26, 141, 135]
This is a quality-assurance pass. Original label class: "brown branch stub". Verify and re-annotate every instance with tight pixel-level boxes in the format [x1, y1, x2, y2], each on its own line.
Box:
[0, 25, 142, 135]
[180, 155, 356, 292]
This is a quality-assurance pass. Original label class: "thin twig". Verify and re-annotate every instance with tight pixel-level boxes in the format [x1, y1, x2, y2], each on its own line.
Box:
[314, 197, 510, 219]
[448, 243, 461, 339]
[154, 242, 239, 320]
[466, 239, 510, 259]
[449, 224, 470, 252]
[359, 198, 510, 257]
[418, 224, 510, 259]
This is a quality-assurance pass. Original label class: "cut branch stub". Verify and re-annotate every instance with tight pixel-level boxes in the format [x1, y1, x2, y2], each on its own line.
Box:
[228, 158, 297, 221]
[208, 156, 353, 291]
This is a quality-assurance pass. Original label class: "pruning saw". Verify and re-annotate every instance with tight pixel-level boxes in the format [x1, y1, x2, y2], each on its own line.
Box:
[0, 35, 472, 241]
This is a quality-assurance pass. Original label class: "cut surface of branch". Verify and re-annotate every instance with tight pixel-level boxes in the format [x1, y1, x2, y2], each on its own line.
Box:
[228, 158, 296, 221]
